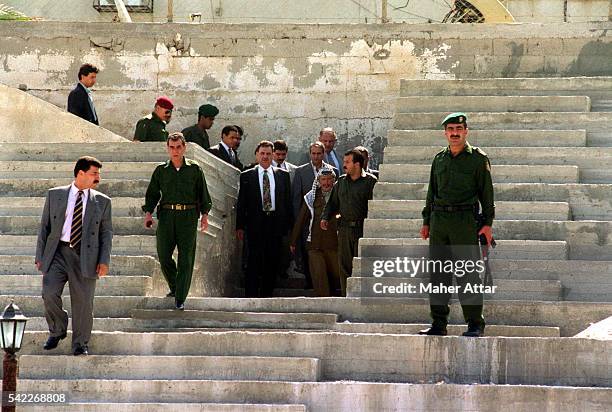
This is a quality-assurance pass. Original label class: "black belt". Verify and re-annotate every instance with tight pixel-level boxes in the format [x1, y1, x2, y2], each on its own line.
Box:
[432, 204, 476, 212]
[59, 241, 80, 253]
[262, 210, 276, 216]
[161, 203, 197, 211]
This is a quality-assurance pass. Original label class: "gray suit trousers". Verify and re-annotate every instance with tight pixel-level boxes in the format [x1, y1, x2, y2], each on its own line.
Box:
[42, 244, 96, 350]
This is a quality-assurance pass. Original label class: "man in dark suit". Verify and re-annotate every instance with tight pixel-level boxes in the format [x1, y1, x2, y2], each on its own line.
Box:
[236, 140, 292, 297]
[291, 141, 338, 283]
[67, 64, 99, 125]
[36, 156, 113, 355]
[208, 125, 244, 170]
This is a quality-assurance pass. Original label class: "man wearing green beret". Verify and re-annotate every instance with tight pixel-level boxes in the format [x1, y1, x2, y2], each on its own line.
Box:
[419, 112, 495, 337]
[133, 96, 173, 142]
[181, 104, 219, 150]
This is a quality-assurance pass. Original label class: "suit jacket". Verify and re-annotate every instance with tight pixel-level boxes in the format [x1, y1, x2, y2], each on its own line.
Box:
[291, 162, 339, 217]
[236, 166, 292, 238]
[273, 161, 298, 183]
[36, 185, 113, 279]
[208, 143, 244, 171]
[67, 83, 98, 125]
[324, 149, 341, 171]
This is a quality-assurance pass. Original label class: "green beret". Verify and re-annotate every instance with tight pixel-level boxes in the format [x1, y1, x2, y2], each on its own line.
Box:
[198, 104, 219, 117]
[441, 112, 468, 127]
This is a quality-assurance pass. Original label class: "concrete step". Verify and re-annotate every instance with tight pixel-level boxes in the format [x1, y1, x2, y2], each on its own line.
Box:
[131, 309, 338, 330]
[399, 77, 612, 98]
[20, 404, 308, 412]
[367, 200, 571, 220]
[346, 277, 562, 301]
[379, 164, 579, 184]
[0, 254, 159, 276]
[17, 331, 610, 386]
[15, 380, 612, 411]
[353, 257, 612, 301]
[0, 215, 222, 237]
[0, 274, 151, 296]
[393, 112, 612, 144]
[0, 197, 146, 217]
[386, 129, 587, 147]
[362, 219, 612, 260]
[18, 355, 320, 382]
[0, 161, 159, 179]
[358, 238, 568, 260]
[21, 316, 559, 337]
[396, 96, 591, 113]
[0, 235, 157, 256]
[373, 183, 612, 220]
[332, 322, 560, 337]
[5, 295, 609, 336]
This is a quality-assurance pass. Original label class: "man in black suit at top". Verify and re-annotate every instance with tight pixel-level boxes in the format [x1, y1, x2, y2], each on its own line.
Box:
[67, 64, 99, 125]
[208, 125, 244, 170]
[236, 140, 293, 297]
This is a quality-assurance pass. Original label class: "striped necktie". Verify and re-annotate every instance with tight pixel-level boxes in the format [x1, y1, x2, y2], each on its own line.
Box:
[70, 190, 84, 250]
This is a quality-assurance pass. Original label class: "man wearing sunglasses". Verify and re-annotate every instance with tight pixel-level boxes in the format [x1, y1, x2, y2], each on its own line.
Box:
[133, 96, 174, 142]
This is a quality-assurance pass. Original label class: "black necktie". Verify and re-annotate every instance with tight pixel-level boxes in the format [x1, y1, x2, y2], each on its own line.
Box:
[70, 191, 84, 249]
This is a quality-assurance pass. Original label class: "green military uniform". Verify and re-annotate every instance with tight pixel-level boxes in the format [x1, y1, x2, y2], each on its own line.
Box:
[322, 171, 377, 296]
[422, 113, 494, 333]
[134, 112, 168, 142]
[181, 125, 210, 150]
[143, 157, 212, 303]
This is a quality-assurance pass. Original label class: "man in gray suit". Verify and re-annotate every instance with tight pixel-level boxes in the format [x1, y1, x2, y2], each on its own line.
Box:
[36, 156, 113, 356]
[292, 142, 338, 283]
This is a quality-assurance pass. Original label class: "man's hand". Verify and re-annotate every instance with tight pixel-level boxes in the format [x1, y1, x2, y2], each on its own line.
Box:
[236, 229, 244, 241]
[478, 225, 493, 246]
[320, 220, 329, 231]
[420, 225, 430, 240]
[144, 212, 154, 229]
[97, 263, 109, 277]
[200, 214, 209, 232]
[35, 261, 42, 272]
[290, 245, 296, 254]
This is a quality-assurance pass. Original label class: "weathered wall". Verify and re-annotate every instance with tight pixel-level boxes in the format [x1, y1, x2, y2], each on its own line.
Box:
[0, 22, 611, 165]
[4, 0, 611, 23]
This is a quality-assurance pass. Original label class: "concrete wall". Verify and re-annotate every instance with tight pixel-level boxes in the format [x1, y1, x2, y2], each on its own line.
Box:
[3, 0, 611, 23]
[0, 21, 611, 165]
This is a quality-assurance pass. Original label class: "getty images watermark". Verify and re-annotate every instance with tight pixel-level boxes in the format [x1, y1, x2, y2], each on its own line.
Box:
[357, 252, 498, 300]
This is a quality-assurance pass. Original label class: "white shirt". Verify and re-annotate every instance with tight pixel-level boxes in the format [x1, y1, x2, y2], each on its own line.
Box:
[272, 160, 286, 170]
[220, 141, 234, 161]
[79, 81, 97, 122]
[60, 183, 89, 242]
[257, 165, 276, 211]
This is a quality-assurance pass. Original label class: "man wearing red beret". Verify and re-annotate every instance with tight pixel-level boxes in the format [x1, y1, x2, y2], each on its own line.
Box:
[133, 96, 174, 142]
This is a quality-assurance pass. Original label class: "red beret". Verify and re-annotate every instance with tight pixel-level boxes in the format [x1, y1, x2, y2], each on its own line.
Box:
[156, 96, 174, 110]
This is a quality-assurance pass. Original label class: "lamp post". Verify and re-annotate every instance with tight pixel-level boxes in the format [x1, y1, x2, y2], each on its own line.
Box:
[1, 301, 28, 412]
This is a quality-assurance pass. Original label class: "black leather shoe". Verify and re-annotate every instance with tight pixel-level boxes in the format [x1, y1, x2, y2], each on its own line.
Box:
[418, 326, 448, 336]
[166, 291, 175, 298]
[462, 324, 485, 337]
[73, 345, 88, 356]
[43, 333, 67, 350]
[175, 300, 185, 310]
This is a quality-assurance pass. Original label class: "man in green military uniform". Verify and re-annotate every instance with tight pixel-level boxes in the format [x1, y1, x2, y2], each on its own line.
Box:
[143, 132, 212, 310]
[419, 112, 494, 337]
[181, 104, 219, 150]
[133, 96, 174, 142]
[321, 149, 377, 296]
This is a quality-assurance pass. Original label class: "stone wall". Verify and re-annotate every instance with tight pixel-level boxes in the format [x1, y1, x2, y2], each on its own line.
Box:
[0, 21, 611, 165]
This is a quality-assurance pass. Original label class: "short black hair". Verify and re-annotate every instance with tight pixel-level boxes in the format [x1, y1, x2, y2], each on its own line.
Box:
[344, 149, 365, 168]
[74, 156, 102, 177]
[78, 64, 99, 80]
[222, 125, 240, 136]
[167, 132, 186, 146]
[273, 140, 288, 152]
[234, 125, 244, 136]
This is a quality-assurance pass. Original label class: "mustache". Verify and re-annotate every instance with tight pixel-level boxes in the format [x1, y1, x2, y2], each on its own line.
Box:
[93, 180, 100, 184]
[450, 135, 460, 138]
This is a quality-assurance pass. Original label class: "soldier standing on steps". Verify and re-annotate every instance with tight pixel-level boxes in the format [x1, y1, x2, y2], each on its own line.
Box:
[419, 112, 495, 338]
[142, 132, 212, 310]
[133, 96, 173, 142]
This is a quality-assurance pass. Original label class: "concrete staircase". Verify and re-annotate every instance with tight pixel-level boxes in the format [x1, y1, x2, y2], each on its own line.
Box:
[0, 78, 611, 410]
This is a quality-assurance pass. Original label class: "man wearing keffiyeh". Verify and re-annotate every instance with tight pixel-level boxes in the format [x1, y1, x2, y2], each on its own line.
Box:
[290, 166, 341, 296]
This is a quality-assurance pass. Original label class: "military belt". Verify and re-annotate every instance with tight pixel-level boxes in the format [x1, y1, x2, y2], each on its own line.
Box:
[432, 204, 476, 212]
[161, 203, 197, 211]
